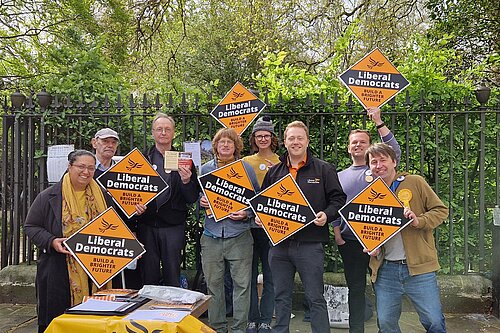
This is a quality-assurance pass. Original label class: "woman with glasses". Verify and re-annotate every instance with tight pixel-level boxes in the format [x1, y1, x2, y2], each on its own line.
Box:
[24, 149, 145, 333]
[242, 116, 280, 333]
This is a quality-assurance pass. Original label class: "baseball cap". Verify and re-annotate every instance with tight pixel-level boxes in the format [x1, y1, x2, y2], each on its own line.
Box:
[94, 128, 119, 141]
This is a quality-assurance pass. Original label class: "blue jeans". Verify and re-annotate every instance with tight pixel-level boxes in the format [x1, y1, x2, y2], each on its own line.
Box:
[269, 240, 330, 333]
[249, 228, 274, 325]
[374, 261, 446, 333]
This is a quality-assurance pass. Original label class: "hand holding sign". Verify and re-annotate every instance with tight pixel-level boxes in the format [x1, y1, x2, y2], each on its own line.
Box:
[229, 210, 248, 221]
[338, 177, 412, 254]
[200, 195, 209, 208]
[364, 247, 380, 257]
[367, 106, 382, 123]
[249, 174, 317, 246]
[314, 211, 328, 227]
[404, 207, 419, 227]
[134, 204, 147, 215]
[52, 238, 70, 254]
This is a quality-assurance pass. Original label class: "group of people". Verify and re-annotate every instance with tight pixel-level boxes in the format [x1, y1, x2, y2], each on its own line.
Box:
[24, 107, 449, 333]
[25, 113, 200, 333]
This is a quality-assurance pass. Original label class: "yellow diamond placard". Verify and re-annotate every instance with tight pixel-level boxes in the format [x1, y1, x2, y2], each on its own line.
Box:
[198, 160, 256, 222]
[249, 174, 317, 246]
[211, 82, 266, 136]
[97, 148, 168, 218]
[339, 177, 412, 254]
[339, 48, 410, 109]
[64, 207, 146, 288]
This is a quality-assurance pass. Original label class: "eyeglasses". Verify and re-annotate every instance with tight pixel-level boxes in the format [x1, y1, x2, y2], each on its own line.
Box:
[255, 134, 272, 140]
[71, 164, 96, 172]
[153, 127, 173, 133]
[218, 139, 235, 146]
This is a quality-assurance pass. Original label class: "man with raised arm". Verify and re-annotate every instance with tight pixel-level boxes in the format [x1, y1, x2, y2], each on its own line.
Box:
[332, 107, 401, 332]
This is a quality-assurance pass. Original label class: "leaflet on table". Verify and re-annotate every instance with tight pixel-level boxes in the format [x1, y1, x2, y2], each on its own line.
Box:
[148, 301, 197, 311]
[93, 288, 139, 300]
[125, 309, 190, 322]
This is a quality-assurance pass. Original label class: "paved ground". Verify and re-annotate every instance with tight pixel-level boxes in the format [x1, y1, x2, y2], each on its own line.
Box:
[2, 303, 500, 333]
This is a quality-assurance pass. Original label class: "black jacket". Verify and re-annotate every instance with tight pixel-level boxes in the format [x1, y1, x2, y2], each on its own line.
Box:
[24, 181, 115, 327]
[137, 145, 200, 227]
[261, 148, 346, 243]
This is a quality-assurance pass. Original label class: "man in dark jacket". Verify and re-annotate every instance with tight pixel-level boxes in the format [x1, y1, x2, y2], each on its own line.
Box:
[260, 120, 346, 333]
[137, 113, 200, 286]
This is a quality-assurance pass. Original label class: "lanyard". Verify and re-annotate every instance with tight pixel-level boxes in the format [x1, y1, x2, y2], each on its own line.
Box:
[390, 178, 402, 192]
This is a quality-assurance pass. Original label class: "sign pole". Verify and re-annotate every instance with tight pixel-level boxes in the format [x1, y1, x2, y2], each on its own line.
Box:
[121, 271, 126, 289]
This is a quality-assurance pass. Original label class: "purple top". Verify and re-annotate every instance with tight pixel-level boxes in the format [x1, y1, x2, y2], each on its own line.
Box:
[333, 132, 401, 240]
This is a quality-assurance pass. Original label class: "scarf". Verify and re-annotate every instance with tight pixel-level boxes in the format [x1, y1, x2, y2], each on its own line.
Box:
[61, 173, 110, 305]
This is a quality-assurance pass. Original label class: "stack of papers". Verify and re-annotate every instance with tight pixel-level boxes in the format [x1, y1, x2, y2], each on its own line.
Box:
[138, 285, 205, 304]
[148, 301, 197, 311]
[68, 299, 137, 313]
[93, 289, 138, 301]
[125, 310, 190, 322]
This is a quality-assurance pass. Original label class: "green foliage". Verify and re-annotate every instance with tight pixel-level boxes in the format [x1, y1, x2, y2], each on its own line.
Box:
[3, 88, 499, 275]
[1, 0, 498, 275]
[39, 36, 126, 101]
[425, 0, 499, 83]
[398, 35, 482, 101]
[255, 32, 486, 106]
[254, 23, 357, 103]
[0, 0, 132, 100]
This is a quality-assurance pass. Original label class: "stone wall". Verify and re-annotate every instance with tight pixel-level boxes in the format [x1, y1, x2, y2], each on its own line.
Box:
[0, 265, 493, 314]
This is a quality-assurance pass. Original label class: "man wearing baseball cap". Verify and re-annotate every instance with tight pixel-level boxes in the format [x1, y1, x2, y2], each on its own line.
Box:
[92, 128, 144, 289]
[92, 128, 120, 178]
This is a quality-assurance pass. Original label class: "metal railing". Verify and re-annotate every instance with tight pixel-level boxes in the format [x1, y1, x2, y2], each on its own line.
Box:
[1, 90, 499, 276]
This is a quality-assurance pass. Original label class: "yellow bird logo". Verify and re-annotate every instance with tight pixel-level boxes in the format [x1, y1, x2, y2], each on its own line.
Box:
[227, 167, 243, 179]
[277, 184, 294, 197]
[368, 188, 386, 202]
[99, 219, 118, 233]
[126, 158, 143, 171]
[367, 57, 384, 69]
